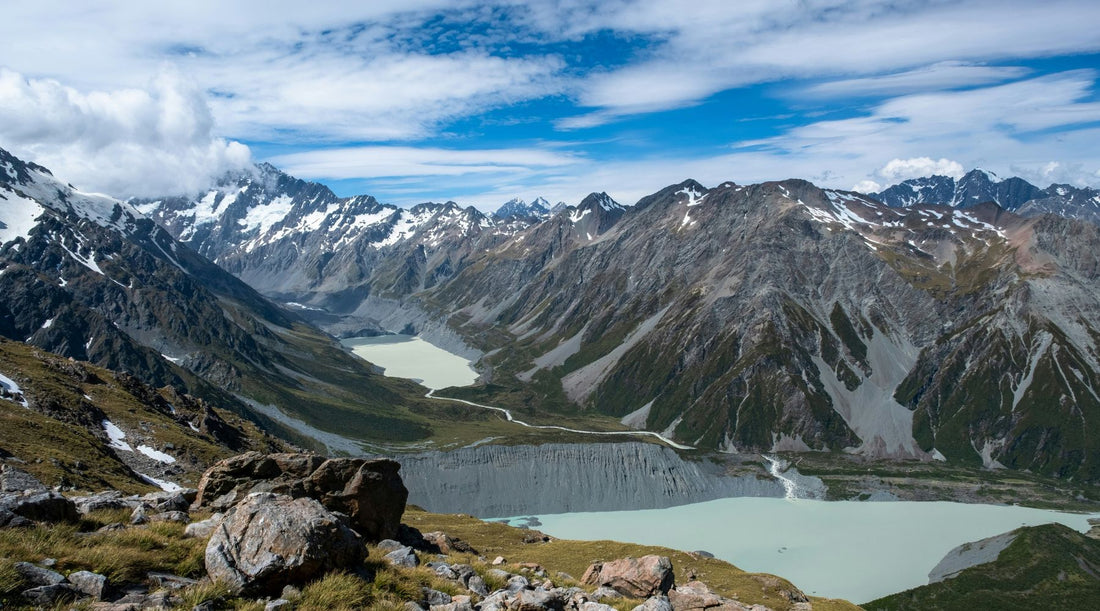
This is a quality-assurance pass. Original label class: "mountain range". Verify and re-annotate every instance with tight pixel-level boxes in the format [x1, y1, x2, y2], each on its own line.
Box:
[5, 147, 1100, 482]
[0, 147, 458, 457]
[870, 169, 1100, 224]
[121, 160, 1100, 481]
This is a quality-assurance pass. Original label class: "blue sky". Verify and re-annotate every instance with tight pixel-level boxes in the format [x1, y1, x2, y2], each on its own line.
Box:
[1, 1, 1100, 209]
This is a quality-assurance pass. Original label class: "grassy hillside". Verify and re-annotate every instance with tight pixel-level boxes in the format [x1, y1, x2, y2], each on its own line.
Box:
[865, 523, 1100, 610]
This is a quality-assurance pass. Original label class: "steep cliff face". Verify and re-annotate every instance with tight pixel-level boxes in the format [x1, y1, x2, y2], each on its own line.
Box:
[397, 442, 786, 517]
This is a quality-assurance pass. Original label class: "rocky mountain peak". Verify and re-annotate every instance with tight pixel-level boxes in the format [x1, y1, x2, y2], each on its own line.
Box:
[578, 191, 623, 212]
[494, 197, 551, 220]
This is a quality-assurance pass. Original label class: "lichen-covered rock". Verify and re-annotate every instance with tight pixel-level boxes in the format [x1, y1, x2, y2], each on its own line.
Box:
[184, 513, 224, 538]
[632, 595, 673, 611]
[582, 556, 674, 599]
[13, 562, 65, 587]
[193, 452, 407, 540]
[67, 570, 108, 600]
[205, 492, 364, 595]
[385, 546, 420, 568]
[0, 490, 78, 525]
[21, 583, 79, 606]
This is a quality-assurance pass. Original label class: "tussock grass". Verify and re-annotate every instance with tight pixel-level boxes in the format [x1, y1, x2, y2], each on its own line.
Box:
[0, 514, 205, 587]
[298, 572, 372, 610]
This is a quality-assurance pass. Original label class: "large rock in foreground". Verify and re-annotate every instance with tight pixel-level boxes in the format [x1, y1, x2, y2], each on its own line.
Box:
[205, 492, 364, 595]
[193, 452, 407, 540]
[582, 555, 674, 598]
[0, 467, 78, 527]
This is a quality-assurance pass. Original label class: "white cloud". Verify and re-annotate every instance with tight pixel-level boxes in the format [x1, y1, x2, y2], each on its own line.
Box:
[528, 0, 1100, 121]
[851, 180, 883, 193]
[878, 158, 965, 182]
[802, 62, 1030, 98]
[0, 69, 251, 197]
[270, 145, 580, 180]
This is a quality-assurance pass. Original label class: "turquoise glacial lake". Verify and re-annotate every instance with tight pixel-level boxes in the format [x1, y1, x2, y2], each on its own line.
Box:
[509, 497, 1098, 604]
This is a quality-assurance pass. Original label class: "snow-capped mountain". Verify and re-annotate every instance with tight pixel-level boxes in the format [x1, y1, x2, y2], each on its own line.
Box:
[136, 165, 631, 335]
[871, 169, 1100, 224]
[0, 147, 432, 451]
[423, 177, 1100, 480]
[131, 160, 1100, 480]
[493, 197, 552, 221]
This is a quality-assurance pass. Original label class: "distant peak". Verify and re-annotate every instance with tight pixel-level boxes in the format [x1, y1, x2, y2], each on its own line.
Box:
[579, 192, 623, 212]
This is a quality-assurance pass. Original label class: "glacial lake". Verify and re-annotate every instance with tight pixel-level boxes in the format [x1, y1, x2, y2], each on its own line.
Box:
[342, 334, 479, 390]
[344, 333, 1099, 604]
[508, 497, 1099, 604]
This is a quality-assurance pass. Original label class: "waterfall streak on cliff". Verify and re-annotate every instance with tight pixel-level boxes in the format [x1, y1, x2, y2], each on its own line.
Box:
[763, 454, 800, 500]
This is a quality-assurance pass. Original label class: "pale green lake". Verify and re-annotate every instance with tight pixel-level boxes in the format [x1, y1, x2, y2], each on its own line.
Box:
[342, 335, 478, 390]
[344, 334, 1097, 604]
[511, 497, 1098, 604]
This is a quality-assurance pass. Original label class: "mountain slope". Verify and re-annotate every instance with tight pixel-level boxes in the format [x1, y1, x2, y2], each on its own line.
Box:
[421, 179, 1100, 479]
[133, 166, 530, 329]
[0, 338, 288, 492]
[866, 523, 1100, 610]
[0, 147, 440, 452]
[132, 160, 1100, 480]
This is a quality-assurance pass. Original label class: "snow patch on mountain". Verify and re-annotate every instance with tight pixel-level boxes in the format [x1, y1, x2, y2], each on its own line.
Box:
[0, 192, 45, 245]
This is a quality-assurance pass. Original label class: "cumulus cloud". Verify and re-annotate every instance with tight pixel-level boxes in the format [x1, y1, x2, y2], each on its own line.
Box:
[0, 69, 251, 197]
[851, 180, 883, 193]
[878, 158, 965, 182]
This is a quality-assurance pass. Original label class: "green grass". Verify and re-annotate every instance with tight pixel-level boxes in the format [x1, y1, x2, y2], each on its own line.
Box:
[865, 523, 1100, 610]
[404, 507, 862, 611]
[0, 338, 288, 491]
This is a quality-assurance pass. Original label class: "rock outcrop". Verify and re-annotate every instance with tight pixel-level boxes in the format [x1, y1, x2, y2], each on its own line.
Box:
[0, 467, 78, 526]
[205, 492, 365, 595]
[582, 556, 674, 598]
[194, 451, 408, 540]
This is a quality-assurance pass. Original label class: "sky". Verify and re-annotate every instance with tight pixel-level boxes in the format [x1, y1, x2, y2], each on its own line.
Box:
[1, 1, 1099, 210]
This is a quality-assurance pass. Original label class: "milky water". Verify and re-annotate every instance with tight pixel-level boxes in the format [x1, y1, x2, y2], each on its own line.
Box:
[516, 497, 1098, 604]
[343, 335, 1098, 604]
[343, 335, 478, 390]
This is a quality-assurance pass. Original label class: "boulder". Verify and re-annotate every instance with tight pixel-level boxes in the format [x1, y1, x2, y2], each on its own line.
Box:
[184, 513, 224, 539]
[13, 562, 65, 586]
[467, 574, 490, 596]
[205, 492, 365, 595]
[150, 510, 190, 523]
[422, 587, 453, 606]
[423, 530, 478, 554]
[377, 538, 405, 552]
[0, 490, 78, 525]
[193, 452, 407, 541]
[72, 490, 140, 514]
[582, 556, 674, 599]
[509, 588, 565, 611]
[632, 596, 673, 611]
[385, 546, 420, 568]
[0, 465, 47, 492]
[67, 570, 108, 600]
[21, 583, 79, 606]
